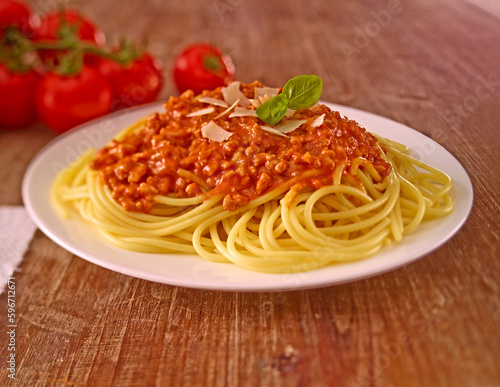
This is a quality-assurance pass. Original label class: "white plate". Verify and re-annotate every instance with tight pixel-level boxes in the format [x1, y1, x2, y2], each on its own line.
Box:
[22, 101, 473, 291]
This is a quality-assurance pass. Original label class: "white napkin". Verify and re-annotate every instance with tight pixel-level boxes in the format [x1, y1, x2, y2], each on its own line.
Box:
[0, 206, 37, 293]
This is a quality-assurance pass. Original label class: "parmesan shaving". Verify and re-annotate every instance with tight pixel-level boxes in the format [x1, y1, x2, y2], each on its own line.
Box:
[229, 107, 258, 118]
[215, 99, 240, 119]
[276, 119, 307, 134]
[186, 107, 215, 117]
[249, 99, 262, 108]
[259, 126, 289, 138]
[311, 114, 325, 128]
[254, 87, 279, 101]
[222, 81, 250, 107]
[198, 97, 228, 108]
[201, 121, 233, 142]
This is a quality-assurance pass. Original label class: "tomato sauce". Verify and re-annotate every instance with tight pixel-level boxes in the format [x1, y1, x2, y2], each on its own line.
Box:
[90, 81, 391, 212]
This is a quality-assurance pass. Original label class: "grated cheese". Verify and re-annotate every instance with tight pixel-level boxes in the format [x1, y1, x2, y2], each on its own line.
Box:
[254, 87, 279, 102]
[229, 107, 258, 118]
[311, 114, 325, 128]
[201, 121, 233, 142]
[259, 126, 289, 138]
[215, 99, 240, 119]
[222, 82, 251, 107]
[186, 107, 215, 117]
[276, 119, 307, 134]
[249, 99, 262, 108]
[198, 97, 228, 108]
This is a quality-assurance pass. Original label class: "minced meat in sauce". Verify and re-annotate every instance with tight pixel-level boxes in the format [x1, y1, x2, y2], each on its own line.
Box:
[90, 81, 391, 212]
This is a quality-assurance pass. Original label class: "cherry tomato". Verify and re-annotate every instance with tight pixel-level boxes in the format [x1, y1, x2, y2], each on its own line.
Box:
[0, 0, 34, 38]
[35, 66, 113, 133]
[172, 43, 235, 94]
[34, 9, 105, 63]
[0, 63, 38, 129]
[94, 53, 163, 110]
[34, 9, 105, 45]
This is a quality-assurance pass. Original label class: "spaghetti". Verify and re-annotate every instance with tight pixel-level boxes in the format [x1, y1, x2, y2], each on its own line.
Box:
[52, 81, 454, 273]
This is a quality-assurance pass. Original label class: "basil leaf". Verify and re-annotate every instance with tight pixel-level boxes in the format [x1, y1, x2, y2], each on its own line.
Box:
[255, 74, 324, 127]
[282, 74, 323, 110]
[256, 94, 289, 126]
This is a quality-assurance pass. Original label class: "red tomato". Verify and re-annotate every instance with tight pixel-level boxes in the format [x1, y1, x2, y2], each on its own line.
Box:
[172, 43, 235, 94]
[94, 53, 163, 110]
[35, 66, 113, 133]
[0, 63, 38, 129]
[34, 9, 105, 63]
[34, 9, 105, 45]
[0, 0, 34, 38]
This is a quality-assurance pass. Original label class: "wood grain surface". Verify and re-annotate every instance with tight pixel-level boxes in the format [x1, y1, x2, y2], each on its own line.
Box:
[1, 0, 499, 386]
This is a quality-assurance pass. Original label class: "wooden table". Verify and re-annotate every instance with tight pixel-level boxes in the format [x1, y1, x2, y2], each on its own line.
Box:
[1, 0, 499, 385]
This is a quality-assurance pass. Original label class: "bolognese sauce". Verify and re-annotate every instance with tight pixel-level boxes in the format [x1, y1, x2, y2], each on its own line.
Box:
[90, 81, 391, 212]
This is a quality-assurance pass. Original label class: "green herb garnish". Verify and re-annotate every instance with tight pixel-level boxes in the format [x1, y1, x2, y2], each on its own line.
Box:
[254, 94, 289, 126]
[256, 74, 323, 125]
